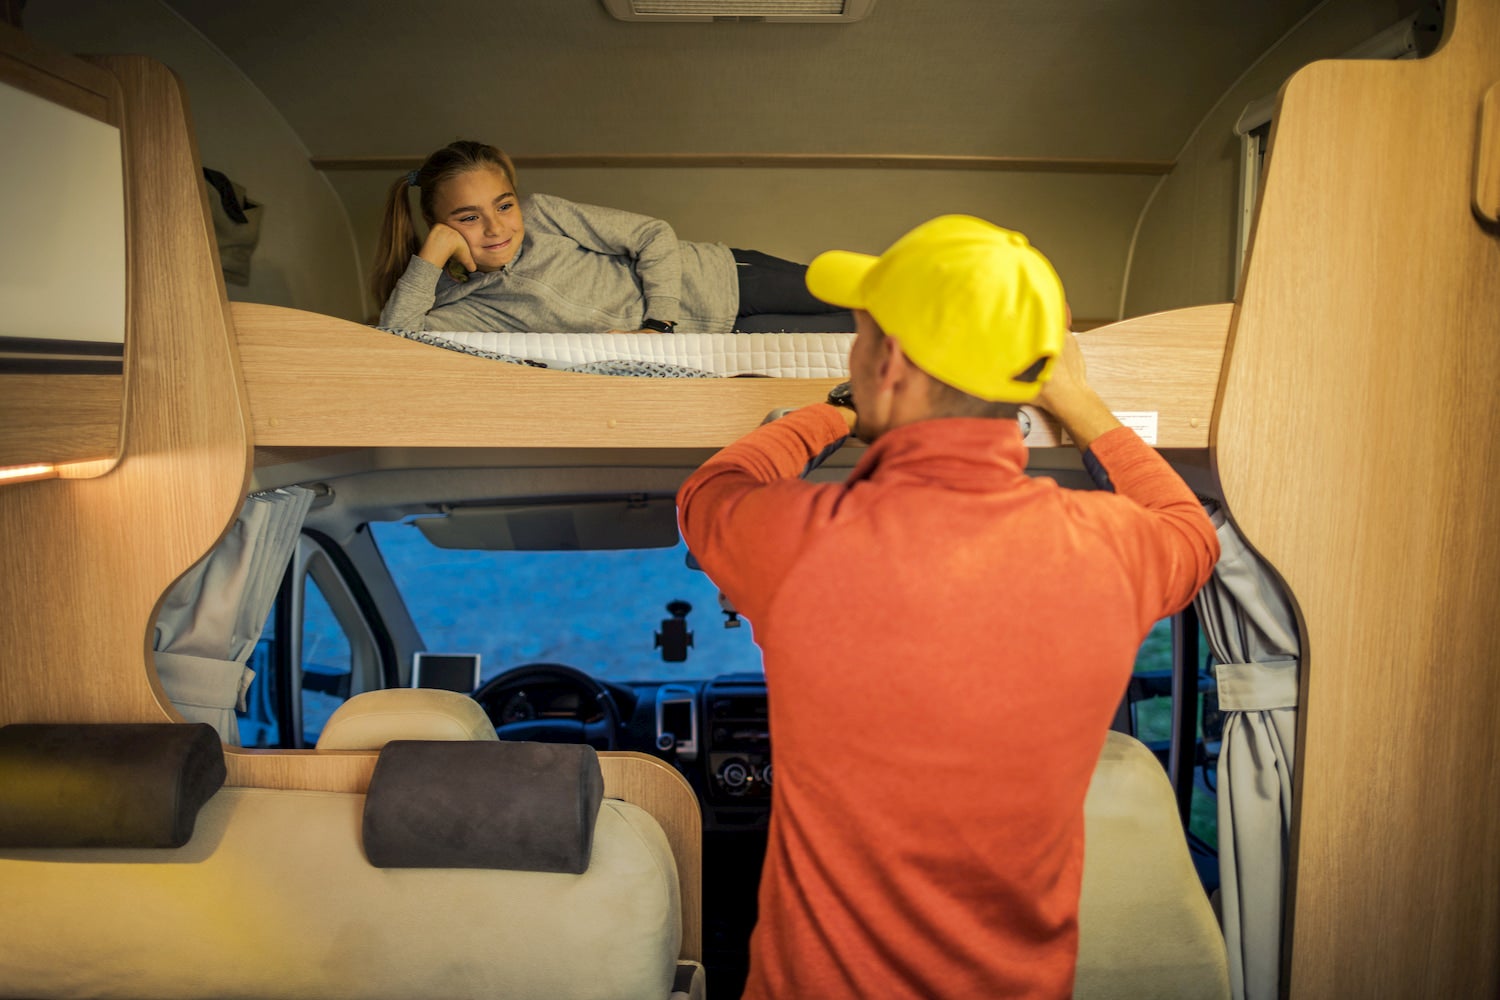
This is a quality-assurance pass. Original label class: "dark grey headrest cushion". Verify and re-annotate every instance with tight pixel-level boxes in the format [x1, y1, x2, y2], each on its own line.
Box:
[0, 723, 226, 848]
[363, 740, 604, 874]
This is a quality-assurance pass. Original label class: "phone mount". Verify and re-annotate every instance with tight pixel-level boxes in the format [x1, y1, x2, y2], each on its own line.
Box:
[655, 600, 694, 662]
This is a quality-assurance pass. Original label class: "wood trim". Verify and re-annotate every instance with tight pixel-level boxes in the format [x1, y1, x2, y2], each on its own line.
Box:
[224, 748, 703, 962]
[1475, 81, 1500, 223]
[0, 373, 123, 468]
[1213, 0, 1500, 994]
[313, 152, 1175, 176]
[0, 21, 119, 124]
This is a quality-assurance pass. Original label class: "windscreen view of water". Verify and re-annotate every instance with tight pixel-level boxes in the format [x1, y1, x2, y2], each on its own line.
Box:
[370, 521, 765, 684]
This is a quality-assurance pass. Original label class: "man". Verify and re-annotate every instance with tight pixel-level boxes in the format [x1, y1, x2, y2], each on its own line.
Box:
[677, 215, 1219, 999]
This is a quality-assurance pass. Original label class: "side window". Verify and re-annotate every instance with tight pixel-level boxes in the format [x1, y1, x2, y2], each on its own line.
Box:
[239, 614, 280, 749]
[1127, 614, 1219, 881]
[236, 534, 383, 748]
[300, 574, 353, 745]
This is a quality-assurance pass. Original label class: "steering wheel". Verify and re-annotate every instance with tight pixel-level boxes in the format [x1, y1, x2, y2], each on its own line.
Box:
[471, 662, 621, 751]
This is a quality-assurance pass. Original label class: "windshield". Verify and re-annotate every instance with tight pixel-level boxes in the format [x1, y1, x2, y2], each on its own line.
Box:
[371, 520, 764, 683]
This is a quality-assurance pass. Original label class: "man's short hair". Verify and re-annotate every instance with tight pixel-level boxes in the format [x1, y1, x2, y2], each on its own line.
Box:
[865, 323, 1021, 420]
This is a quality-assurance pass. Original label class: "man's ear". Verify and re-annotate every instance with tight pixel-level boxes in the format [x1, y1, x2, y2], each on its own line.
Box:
[877, 336, 923, 397]
[874, 334, 905, 388]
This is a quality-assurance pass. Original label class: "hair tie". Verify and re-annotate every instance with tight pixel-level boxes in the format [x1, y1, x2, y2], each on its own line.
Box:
[405, 170, 419, 188]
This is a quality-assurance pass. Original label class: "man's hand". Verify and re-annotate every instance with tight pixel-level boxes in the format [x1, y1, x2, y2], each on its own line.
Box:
[759, 403, 856, 432]
[1035, 330, 1121, 450]
[418, 223, 475, 273]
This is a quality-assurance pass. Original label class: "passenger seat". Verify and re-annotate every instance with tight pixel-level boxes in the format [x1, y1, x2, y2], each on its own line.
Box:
[315, 686, 498, 748]
[1075, 731, 1230, 999]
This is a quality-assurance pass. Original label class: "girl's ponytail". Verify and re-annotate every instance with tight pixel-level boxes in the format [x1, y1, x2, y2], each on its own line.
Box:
[370, 173, 421, 313]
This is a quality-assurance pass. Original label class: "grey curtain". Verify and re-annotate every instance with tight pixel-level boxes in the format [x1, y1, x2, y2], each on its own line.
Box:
[1194, 505, 1300, 1000]
[153, 487, 313, 745]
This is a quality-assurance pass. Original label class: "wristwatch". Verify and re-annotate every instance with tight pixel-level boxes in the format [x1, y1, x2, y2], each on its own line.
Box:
[826, 381, 855, 409]
[640, 318, 676, 333]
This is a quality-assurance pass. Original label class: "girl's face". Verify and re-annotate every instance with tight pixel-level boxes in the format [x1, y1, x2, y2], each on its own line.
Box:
[433, 166, 525, 271]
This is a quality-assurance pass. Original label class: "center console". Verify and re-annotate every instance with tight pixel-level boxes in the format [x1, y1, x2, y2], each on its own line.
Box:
[702, 674, 772, 829]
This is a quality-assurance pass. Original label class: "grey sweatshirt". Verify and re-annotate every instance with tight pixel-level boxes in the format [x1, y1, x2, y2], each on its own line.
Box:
[378, 193, 739, 334]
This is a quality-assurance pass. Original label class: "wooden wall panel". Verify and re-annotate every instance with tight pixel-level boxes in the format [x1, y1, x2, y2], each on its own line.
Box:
[0, 52, 250, 726]
[1213, 0, 1500, 994]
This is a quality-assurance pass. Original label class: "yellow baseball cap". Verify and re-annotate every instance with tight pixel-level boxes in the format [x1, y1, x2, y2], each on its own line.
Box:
[806, 215, 1067, 403]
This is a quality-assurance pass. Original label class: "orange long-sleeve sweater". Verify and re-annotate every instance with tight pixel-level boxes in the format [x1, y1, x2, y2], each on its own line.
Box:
[678, 404, 1219, 999]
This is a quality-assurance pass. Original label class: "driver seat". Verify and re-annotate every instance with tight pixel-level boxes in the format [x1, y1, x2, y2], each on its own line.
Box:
[316, 687, 497, 749]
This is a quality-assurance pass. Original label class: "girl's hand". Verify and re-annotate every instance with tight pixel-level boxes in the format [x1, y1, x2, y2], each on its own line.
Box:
[418, 223, 475, 273]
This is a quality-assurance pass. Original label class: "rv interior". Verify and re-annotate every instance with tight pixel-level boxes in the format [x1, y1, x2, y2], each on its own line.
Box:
[1, 0, 1497, 998]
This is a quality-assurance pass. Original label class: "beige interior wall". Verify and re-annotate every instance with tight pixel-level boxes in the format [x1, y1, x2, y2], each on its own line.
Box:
[25, 0, 365, 322]
[1122, 0, 1413, 317]
[0, 80, 123, 344]
[336, 167, 1159, 324]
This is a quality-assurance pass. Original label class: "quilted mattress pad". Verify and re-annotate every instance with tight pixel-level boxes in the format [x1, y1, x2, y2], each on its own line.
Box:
[391, 329, 854, 379]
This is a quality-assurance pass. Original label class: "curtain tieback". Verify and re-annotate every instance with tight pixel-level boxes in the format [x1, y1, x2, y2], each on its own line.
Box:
[1214, 658, 1298, 712]
[153, 651, 255, 712]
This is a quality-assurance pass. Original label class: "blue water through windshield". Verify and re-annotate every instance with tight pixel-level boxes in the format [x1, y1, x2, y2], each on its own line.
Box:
[371, 521, 764, 683]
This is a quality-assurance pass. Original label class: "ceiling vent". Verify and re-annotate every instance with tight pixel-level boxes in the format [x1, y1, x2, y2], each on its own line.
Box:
[602, 0, 876, 22]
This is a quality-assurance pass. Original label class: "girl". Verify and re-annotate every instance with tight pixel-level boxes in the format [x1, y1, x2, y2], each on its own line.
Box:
[372, 140, 851, 334]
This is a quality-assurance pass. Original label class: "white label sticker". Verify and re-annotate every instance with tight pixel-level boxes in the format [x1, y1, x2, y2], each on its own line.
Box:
[1113, 411, 1159, 444]
[1061, 411, 1159, 446]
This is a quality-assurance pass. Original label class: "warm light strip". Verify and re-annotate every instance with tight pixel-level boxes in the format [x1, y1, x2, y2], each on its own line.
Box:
[0, 464, 58, 484]
[56, 456, 119, 479]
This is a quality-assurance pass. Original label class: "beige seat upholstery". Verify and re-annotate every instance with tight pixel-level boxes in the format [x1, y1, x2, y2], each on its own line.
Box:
[316, 687, 497, 748]
[1075, 731, 1231, 999]
[0, 719, 700, 1000]
[0, 785, 682, 999]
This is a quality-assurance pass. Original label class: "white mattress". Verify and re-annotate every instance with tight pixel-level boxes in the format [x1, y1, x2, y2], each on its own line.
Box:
[417, 330, 854, 378]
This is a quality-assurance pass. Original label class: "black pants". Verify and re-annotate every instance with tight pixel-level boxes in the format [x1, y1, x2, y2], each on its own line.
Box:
[731, 249, 855, 332]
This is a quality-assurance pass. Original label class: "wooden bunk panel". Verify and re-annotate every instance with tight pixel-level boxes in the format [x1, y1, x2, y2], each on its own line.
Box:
[0, 50, 251, 726]
[1023, 303, 1229, 449]
[236, 301, 1228, 452]
[235, 303, 843, 450]
[1213, 0, 1500, 994]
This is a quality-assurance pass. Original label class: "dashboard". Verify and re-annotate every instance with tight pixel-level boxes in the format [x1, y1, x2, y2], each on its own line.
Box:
[472, 665, 772, 830]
